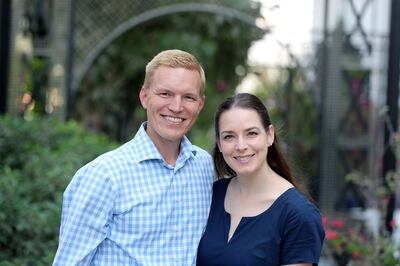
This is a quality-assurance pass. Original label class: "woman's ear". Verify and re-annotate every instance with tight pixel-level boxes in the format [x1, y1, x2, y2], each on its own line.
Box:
[217, 140, 221, 151]
[268, 125, 275, 147]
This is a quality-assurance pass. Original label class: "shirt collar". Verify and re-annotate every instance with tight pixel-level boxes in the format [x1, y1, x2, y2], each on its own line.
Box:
[133, 122, 197, 164]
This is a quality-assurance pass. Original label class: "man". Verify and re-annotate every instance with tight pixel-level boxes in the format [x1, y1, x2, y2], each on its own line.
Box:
[53, 49, 214, 265]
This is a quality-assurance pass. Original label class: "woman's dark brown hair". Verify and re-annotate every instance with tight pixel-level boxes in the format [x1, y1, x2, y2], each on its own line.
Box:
[213, 93, 301, 189]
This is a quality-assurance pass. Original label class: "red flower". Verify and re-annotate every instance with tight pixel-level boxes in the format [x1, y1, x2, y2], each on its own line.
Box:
[322, 216, 328, 228]
[216, 80, 227, 92]
[352, 250, 361, 259]
[389, 219, 397, 228]
[326, 230, 339, 240]
[347, 228, 353, 236]
[330, 219, 344, 229]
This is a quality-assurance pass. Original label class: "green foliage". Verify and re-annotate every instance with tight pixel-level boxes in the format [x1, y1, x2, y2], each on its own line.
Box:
[75, 2, 264, 146]
[242, 67, 321, 196]
[20, 56, 51, 115]
[0, 115, 118, 265]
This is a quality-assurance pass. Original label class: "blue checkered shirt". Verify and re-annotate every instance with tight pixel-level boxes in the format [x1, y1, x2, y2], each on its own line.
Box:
[53, 123, 214, 265]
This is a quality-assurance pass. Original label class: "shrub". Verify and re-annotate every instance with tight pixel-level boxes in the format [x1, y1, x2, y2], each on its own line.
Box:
[0, 115, 118, 265]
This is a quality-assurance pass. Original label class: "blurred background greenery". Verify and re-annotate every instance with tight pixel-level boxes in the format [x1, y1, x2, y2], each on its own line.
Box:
[0, 115, 118, 265]
[1, 0, 399, 265]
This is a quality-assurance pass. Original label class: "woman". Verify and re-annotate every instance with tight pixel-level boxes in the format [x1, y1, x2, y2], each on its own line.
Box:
[197, 93, 324, 266]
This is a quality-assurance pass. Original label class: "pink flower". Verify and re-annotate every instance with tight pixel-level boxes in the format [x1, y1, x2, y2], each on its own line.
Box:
[326, 230, 339, 240]
[358, 96, 371, 109]
[216, 80, 227, 92]
[351, 79, 361, 93]
[330, 219, 344, 229]
[322, 216, 328, 228]
[389, 219, 397, 228]
[347, 228, 353, 236]
[352, 250, 361, 259]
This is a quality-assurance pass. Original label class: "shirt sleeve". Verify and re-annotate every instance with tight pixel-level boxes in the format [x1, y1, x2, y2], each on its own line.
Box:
[280, 204, 325, 265]
[53, 162, 117, 265]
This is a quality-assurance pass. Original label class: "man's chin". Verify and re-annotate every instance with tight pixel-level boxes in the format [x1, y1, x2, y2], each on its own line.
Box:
[159, 130, 186, 143]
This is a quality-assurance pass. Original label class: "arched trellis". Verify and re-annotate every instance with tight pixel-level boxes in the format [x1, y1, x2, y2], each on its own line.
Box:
[34, 0, 393, 215]
[70, 3, 268, 94]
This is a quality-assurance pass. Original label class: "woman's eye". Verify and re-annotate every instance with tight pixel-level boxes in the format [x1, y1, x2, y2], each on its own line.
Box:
[248, 131, 258, 136]
[222, 135, 233, 140]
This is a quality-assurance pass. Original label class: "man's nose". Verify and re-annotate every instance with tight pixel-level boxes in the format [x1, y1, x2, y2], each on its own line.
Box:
[169, 96, 183, 112]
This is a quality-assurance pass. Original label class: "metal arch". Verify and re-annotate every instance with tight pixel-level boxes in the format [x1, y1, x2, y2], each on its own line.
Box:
[72, 2, 269, 92]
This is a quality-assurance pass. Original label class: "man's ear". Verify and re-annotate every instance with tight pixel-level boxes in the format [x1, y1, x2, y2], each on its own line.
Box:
[139, 87, 148, 109]
[197, 95, 205, 114]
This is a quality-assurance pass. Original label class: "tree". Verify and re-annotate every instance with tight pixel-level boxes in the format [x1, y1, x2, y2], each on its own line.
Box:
[73, 3, 264, 148]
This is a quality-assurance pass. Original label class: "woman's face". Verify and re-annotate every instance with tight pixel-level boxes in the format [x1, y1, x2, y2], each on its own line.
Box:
[217, 107, 274, 178]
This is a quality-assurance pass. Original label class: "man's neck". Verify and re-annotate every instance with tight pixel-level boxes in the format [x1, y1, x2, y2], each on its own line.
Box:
[155, 140, 180, 166]
[143, 123, 182, 165]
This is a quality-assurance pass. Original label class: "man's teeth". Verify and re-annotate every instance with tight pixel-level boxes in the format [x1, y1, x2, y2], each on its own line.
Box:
[165, 116, 184, 123]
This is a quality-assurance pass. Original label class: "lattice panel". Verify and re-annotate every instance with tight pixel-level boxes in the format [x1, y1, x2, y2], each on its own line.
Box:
[73, 0, 263, 88]
[344, 0, 373, 55]
[339, 69, 370, 137]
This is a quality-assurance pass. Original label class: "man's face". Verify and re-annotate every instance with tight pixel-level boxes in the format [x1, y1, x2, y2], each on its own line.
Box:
[139, 66, 205, 147]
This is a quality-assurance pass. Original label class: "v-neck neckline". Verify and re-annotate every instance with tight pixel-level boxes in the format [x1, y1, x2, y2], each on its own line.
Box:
[222, 178, 295, 244]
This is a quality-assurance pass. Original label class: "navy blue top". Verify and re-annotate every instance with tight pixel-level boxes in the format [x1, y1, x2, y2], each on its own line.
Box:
[197, 178, 325, 266]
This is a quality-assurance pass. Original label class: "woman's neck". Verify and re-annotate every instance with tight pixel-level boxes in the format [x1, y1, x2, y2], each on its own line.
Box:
[234, 164, 292, 196]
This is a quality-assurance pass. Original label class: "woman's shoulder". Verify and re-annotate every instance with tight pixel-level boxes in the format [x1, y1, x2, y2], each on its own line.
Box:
[212, 177, 232, 192]
[281, 188, 322, 220]
[213, 177, 232, 185]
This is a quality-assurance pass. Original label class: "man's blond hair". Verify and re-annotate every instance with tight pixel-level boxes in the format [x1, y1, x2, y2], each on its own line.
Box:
[143, 49, 206, 95]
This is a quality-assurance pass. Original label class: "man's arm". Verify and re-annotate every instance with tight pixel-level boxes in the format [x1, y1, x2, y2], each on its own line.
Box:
[53, 162, 116, 265]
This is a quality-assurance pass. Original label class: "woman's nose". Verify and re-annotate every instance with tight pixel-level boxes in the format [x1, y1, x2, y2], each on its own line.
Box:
[236, 137, 248, 150]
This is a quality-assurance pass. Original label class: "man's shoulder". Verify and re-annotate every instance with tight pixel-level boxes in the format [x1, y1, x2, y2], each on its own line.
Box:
[77, 139, 137, 174]
[190, 145, 213, 165]
[192, 145, 211, 157]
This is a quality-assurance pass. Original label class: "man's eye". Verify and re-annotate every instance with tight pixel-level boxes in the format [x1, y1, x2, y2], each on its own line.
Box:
[158, 92, 170, 97]
[184, 96, 196, 101]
